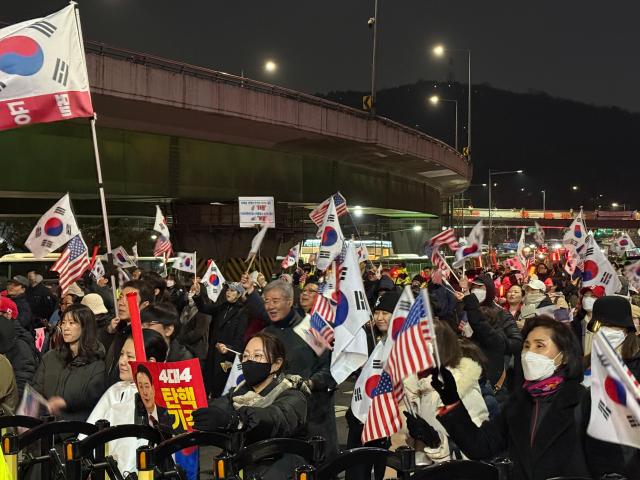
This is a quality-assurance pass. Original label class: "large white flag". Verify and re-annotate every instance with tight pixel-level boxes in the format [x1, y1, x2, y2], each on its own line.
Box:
[201, 260, 226, 302]
[533, 222, 545, 246]
[173, 252, 196, 274]
[112, 246, 136, 268]
[222, 355, 244, 395]
[453, 220, 483, 268]
[247, 225, 269, 261]
[25, 193, 80, 258]
[582, 235, 622, 295]
[352, 340, 386, 423]
[563, 211, 587, 254]
[317, 197, 345, 271]
[331, 242, 370, 384]
[587, 331, 640, 449]
[516, 228, 526, 266]
[610, 233, 636, 256]
[0, 5, 94, 131]
[154, 205, 171, 239]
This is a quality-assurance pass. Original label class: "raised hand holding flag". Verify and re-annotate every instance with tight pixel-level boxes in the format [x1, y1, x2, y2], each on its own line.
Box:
[201, 260, 226, 302]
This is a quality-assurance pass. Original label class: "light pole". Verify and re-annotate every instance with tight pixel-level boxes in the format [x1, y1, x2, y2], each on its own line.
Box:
[541, 190, 546, 213]
[488, 169, 524, 249]
[612, 202, 627, 210]
[369, 0, 379, 114]
[429, 95, 459, 151]
[433, 44, 471, 162]
[240, 60, 278, 86]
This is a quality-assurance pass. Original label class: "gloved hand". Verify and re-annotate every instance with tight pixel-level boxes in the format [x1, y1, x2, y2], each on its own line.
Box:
[430, 366, 461, 406]
[192, 404, 232, 432]
[403, 411, 441, 448]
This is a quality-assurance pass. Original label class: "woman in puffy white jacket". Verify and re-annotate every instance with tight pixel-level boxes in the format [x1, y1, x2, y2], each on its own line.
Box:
[82, 330, 168, 475]
[404, 320, 489, 465]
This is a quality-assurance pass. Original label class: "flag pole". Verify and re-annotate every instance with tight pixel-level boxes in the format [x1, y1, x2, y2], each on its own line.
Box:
[436, 251, 461, 283]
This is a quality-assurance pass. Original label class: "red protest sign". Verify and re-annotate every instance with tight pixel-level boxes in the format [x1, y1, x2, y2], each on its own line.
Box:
[130, 359, 207, 433]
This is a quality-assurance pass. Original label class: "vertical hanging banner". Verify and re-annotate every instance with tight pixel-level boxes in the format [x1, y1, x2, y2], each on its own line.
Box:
[129, 359, 207, 434]
[0, 4, 94, 130]
[238, 197, 275, 228]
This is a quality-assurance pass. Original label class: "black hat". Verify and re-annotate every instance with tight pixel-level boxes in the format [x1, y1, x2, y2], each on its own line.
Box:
[592, 296, 634, 330]
[378, 276, 395, 292]
[374, 290, 401, 314]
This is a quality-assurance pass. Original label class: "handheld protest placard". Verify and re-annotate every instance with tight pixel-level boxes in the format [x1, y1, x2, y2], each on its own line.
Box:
[126, 291, 147, 362]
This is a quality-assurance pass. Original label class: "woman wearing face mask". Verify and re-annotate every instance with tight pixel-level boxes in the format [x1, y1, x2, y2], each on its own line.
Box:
[571, 286, 605, 356]
[456, 275, 522, 393]
[193, 331, 310, 480]
[30, 304, 105, 421]
[428, 316, 617, 480]
[518, 278, 552, 321]
[583, 296, 640, 478]
[83, 329, 168, 475]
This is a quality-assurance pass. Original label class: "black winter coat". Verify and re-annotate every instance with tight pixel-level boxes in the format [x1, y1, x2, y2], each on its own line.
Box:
[438, 379, 602, 480]
[463, 295, 510, 385]
[208, 375, 309, 480]
[26, 282, 56, 325]
[0, 317, 37, 399]
[246, 291, 339, 459]
[166, 339, 194, 363]
[194, 294, 248, 397]
[31, 347, 106, 421]
[11, 293, 34, 332]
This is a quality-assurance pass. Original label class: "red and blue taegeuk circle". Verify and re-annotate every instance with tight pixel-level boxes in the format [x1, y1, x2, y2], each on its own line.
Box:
[582, 260, 599, 282]
[116, 253, 127, 263]
[391, 316, 405, 340]
[43, 217, 63, 237]
[209, 274, 219, 286]
[462, 243, 479, 256]
[574, 224, 583, 238]
[334, 292, 348, 328]
[184, 257, 191, 267]
[365, 374, 381, 398]
[321, 226, 338, 247]
[0, 36, 44, 76]
[604, 376, 626, 406]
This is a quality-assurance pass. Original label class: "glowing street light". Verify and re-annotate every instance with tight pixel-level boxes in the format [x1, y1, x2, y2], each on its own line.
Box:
[413, 225, 423, 231]
[264, 60, 277, 73]
[572, 185, 578, 191]
[353, 206, 364, 217]
[429, 95, 440, 105]
[432, 44, 445, 57]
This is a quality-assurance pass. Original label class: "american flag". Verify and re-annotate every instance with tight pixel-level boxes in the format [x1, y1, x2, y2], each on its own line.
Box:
[361, 370, 402, 443]
[51, 235, 90, 295]
[424, 228, 459, 256]
[387, 290, 436, 397]
[153, 235, 173, 258]
[309, 192, 348, 227]
[309, 293, 335, 347]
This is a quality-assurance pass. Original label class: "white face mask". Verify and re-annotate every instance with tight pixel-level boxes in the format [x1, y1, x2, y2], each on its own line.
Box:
[582, 296, 596, 312]
[472, 289, 487, 304]
[600, 326, 627, 349]
[521, 351, 561, 381]
[166, 280, 175, 288]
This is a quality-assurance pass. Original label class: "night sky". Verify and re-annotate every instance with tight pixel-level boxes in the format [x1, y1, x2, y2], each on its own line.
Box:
[4, 1, 640, 112]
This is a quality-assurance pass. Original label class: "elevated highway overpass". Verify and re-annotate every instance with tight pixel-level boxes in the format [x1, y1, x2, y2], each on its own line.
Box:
[0, 42, 471, 257]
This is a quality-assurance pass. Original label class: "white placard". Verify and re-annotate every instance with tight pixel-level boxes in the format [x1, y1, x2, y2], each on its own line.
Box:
[238, 196, 275, 228]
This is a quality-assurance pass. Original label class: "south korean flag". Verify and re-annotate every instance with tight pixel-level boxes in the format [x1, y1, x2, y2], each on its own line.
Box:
[352, 340, 385, 423]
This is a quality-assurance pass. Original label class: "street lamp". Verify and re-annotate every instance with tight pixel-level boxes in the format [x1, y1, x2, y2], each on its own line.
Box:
[429, 94, 459, 151]
[432, 43, 471, 162]
[412, 225, 423, 231]
[488, 169, 524, 249]
[572, 185, 578, 191]
[611, 202, 627, 210]
[264, 60, 277, 73]
[541, 190, 546, 213]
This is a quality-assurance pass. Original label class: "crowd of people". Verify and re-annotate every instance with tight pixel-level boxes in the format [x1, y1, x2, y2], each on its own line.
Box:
[0, 252, 639, 480]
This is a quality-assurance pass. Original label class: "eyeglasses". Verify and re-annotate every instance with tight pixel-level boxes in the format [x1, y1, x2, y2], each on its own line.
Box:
[263, 297, 286, 306]
[242, 352, 266, 362]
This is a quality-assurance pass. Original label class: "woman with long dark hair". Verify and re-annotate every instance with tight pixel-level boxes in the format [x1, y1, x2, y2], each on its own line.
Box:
[31, 304, 106, 421]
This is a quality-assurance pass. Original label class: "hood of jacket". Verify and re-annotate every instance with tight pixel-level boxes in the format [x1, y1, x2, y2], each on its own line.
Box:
[415, 357, 483, 399]
[474, 274, 496, 306]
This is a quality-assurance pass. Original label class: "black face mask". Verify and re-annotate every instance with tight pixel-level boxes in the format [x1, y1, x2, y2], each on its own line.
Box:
[241, 360, 273, 387]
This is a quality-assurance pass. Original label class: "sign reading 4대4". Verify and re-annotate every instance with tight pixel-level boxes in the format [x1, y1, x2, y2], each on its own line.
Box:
[130, 359, 207, 433]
